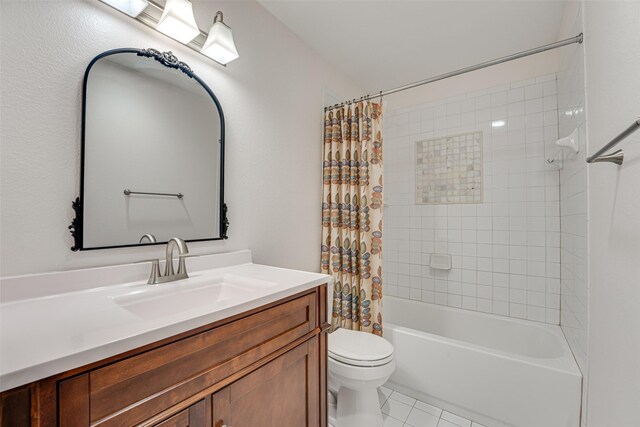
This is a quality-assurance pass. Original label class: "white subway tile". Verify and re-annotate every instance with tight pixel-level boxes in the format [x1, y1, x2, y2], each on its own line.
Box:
[447, 294, 462, 308]
[510, 303, 527, 319]
[543, 80, 557, 96]
[491, 91, 508, 106]
[493, 300, 509, 316]
[527, 261, 546, 277]
[508, 102, 525, 117]
[525, 98, 544, 114]
[509, 274, 527, 290]
[508, 87, 525, 103]
[546, 308, 560, 325]
[528, 276, 546, 292]
[477, 257, 493, 272]
[527, 305, 546, 322]
[510, 288, 526, 304]
[420, 290, 434, 303]
[510, 78, 535, 89]
[476, 271, 492, 286]
[477, 298, 493, 313]
[525, 83, 543, 100]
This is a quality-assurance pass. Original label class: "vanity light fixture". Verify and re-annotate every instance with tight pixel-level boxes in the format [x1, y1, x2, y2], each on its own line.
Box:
[101, 0, 149, 17]
[201, 11, 239, 64]
[156, 0, 200, 44]
[96, 0, 238, 67]
[491, 120, 506, 128]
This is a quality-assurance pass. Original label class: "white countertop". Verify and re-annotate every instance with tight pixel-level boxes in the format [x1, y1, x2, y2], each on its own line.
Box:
[0, 251, 330, 392]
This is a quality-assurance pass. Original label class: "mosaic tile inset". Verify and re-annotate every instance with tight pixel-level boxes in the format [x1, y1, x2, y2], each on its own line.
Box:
[416, 131, 483, 204]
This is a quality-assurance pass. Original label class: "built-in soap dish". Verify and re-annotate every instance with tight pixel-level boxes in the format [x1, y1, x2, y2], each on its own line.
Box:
[430, 254, 452, 270]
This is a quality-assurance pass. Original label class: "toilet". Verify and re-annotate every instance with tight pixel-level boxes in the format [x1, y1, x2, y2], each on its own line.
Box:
[327, 284, 396, 427]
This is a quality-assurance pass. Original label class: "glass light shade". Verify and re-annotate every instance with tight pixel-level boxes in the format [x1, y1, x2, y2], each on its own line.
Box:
[201, 21, 239, 64]
[156, 0, 200, 44]
[101, 0, 149, 17]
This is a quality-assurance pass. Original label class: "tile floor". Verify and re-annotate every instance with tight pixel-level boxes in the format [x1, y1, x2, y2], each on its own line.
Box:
[378, 385, 487, 427]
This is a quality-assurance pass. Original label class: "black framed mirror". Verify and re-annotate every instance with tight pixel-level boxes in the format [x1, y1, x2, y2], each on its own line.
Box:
[70, 48, 228, 251]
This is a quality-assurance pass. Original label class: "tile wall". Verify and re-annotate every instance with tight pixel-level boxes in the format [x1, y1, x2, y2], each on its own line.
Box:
[557, 2, 589, 426]
[383, 73, 561, 324]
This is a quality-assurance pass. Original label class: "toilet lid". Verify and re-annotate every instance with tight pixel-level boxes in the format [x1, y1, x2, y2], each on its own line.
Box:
[329, 328, 394, 367]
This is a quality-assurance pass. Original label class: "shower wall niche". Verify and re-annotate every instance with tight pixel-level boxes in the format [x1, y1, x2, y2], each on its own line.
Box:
[383, 73, 561, 324]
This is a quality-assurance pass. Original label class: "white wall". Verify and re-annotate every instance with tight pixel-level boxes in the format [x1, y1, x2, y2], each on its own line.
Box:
[583, 1, 640, 425]
[383, 65, 562, 324]
[556, 2, 589, 425]
[0, 0, 362, 276]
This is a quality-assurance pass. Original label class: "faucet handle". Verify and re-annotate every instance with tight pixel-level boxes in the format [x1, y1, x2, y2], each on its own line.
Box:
[148, 259, 161, 284]
[177, 254, 199, 276]
[136, 259, 161, 284]
[177, 257, 188, 276]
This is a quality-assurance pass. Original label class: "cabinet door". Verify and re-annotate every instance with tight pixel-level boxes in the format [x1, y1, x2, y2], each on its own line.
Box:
[212, 337, 320, 427]
[153, 399, 208, 427]
[57, 293, 317, 426]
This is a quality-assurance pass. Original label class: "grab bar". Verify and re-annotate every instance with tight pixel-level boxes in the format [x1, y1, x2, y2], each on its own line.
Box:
[586, 118, 640, 165]
[124, 189, 184, 199]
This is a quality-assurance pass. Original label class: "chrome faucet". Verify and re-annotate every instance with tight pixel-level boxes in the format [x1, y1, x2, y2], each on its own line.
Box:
[164, 237, 189, 277]
[144, 237, 190, 284]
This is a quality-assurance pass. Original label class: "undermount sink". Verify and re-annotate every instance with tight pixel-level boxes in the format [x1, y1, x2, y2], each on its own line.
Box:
[111, 273, 277, 319]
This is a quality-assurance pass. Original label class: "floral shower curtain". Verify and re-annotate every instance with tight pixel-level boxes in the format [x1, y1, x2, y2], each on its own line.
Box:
[321, 100, 384, 336]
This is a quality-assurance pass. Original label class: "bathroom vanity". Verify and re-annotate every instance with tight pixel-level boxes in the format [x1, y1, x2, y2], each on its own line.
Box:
[0, 251, 330, 426]
[1, 47, 330, 426]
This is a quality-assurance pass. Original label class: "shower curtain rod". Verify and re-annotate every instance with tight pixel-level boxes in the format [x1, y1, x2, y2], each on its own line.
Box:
[325, 33, 584, 111]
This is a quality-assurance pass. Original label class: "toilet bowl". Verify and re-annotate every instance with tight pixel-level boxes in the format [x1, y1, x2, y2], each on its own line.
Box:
[328, 327, 396, 427]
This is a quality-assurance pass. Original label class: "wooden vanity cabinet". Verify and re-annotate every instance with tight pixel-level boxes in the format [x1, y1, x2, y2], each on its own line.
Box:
[0, 285, 329, 427]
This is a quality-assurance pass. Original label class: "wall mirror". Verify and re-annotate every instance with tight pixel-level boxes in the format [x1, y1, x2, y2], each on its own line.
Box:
[70, 48, 227, 251]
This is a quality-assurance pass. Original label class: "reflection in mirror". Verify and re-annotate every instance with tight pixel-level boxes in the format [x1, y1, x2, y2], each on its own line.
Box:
[71, 48, 227, 251]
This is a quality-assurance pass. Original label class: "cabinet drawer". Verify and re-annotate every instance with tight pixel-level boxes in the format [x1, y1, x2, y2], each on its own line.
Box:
[60, 292, 317, 426]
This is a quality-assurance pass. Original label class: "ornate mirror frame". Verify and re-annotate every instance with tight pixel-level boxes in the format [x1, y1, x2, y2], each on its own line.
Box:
[69, 48, 228, 251]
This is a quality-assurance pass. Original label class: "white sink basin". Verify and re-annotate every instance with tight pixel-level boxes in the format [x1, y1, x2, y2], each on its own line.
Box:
[111, 273, 277, 319]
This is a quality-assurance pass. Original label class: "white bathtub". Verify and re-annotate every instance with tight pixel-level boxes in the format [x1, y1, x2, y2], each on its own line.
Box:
[384, 296, 582, 427]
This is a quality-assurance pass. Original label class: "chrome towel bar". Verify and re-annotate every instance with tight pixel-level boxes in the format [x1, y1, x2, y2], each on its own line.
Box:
[586, 118, 640, 165]
[124, 189, 184, 199]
